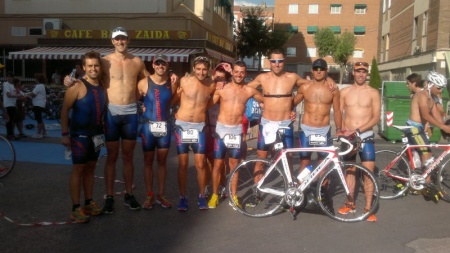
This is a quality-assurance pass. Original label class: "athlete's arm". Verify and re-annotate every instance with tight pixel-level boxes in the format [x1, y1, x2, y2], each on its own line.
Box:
[61, 83, 81, 146]
[332, 89, 342, 133]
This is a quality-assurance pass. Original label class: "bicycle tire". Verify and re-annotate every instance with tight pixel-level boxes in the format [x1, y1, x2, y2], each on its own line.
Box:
[317, 163, 380, 222]
[227, 158, 287, 218]
[437, 158, 450, 202]
[374, 150, 411, 199]
[0, 135, 16, 178]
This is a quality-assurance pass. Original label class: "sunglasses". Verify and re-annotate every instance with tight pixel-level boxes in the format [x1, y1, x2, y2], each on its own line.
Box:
[269, 59, 285, 64]
[194, 56, 210, 62]
[154, 60, 167, 66]
[313, 67, 326, 71]
[355, 62, 369, 67]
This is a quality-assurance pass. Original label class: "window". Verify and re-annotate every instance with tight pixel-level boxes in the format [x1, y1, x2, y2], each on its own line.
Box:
[288, 4, 299, 14]
[353, 49, 364, 58]
[286, 47, 296, 57]
[330, 26, 341, 34]
[307, 26, 318, 34]
[11, 27, 26, 36]
[307, 48, 317, 57]
[355, 4, 367, 14]
[29, 27, 43, 36]
[287, 26, 298, 33]
[309, 4, 319, 14]
[354, 26, 366, 35]
[330, 4, 342, 14]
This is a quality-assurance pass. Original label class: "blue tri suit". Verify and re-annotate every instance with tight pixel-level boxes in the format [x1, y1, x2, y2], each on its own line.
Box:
[70, 78, 107, 164]
[139, 77, 172, 151]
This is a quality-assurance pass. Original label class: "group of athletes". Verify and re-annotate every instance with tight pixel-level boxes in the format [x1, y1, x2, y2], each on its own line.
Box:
[59, 26, 450, 224]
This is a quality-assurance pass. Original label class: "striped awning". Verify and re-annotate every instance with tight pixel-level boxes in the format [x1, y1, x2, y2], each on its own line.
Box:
[205, 48, 235, 63]
[8, 47, 201, 62]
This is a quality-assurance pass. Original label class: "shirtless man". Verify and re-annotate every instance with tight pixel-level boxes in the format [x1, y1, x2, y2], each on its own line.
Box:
[137, 54, 178, 210]
[405, 71, 450, 182]
[65, 27, 149, 213]
[207, 61, 263, 209]
[339, 62, 381, 222]
[246, 49, 335, 206]
[294, 59, 341, 172]
[174, 56, 216, 211]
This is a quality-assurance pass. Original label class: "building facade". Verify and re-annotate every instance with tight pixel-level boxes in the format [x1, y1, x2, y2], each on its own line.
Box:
[274, 0, 380, 82]
[0, 0, 235, 82]
[377, 0, 450, 81]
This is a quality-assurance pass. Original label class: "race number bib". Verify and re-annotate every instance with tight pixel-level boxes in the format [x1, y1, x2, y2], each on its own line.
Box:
[181, 129, 199, 143]
[92, 134, 105, 152]
[149, 121, 167, 137]
[308, 134, 327, 146]
[223, 134, 241, 148]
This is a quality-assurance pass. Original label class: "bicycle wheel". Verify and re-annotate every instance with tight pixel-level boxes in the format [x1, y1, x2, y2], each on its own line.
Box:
[0, 135, 16, 178]
[317, 163, 379, 222]
[437, 158, 450, 202]
[374, 150, 411, 199]
[227, 158, 288, 218]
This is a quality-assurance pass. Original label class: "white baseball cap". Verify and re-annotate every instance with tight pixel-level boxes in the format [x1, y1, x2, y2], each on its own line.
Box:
[111, 27, 128, 39]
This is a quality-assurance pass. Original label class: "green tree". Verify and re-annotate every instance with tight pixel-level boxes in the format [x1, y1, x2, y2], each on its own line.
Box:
[236, 6, 291, 72]
[314, 28, 357, 84]
[369, 57, 382, 90]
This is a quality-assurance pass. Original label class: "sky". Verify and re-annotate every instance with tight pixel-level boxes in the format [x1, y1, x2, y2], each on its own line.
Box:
[235, 1, 274, 7]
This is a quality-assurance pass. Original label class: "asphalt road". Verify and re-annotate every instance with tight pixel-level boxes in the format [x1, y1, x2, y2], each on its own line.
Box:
[2, 128, 450, 253]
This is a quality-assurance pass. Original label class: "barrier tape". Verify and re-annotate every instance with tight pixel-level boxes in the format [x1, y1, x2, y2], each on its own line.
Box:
[1, 176, 134, 227]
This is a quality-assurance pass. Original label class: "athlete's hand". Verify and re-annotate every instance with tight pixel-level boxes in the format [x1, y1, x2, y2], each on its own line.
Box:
[442, 125, 450, 134]
[61, 136, 70, 147]
[63, 75, 75, 87]
[326, 77, 338, 91]
[170, 72, 179, 85]
[289, 111, 296, 122]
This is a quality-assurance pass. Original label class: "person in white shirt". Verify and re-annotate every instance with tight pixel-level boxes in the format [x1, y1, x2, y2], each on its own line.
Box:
[27, 73, 47, 138]
[3, 72, 23, 140]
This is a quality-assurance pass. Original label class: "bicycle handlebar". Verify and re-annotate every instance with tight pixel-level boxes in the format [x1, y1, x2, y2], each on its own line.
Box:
[335, 137, 353, 156]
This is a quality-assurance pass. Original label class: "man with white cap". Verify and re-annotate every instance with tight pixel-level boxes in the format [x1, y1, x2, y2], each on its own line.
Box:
[137, 54, 178, 210]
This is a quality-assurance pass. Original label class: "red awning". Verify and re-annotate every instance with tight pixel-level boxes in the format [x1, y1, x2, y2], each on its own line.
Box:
[8, 47, 201, 62]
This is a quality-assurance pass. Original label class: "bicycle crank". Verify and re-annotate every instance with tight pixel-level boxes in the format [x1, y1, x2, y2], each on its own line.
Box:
[284, 187, 304, 207]
[409, 173, 426, 191]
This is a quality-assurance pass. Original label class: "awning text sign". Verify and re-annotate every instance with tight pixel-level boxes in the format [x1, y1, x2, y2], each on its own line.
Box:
[46, 30, 191, 40]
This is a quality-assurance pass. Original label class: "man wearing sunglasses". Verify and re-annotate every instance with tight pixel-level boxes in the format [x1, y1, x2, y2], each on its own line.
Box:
[173, 56, 216, 211]
[295, 58, 342, 175]
[136, 54, 178, 210]
[339, 61, 380, 221]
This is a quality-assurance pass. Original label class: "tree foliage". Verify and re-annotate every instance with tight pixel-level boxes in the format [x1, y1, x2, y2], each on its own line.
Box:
[236, 6, 291, 72]
[314, 28, 357, 84]
[369, 57, 382, 90]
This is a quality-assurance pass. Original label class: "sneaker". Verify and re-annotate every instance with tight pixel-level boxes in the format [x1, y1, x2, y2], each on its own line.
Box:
[228, 195, 242, 209]
[363, 208, 377, 222]
[31, 133, 43, 139]
[124, 194, 142, 210]
[156, 194, 172, 208]
[219, 185, 228, 199]
[84, 200, 102, 216]
[338, 202, 356, 215]
[102, 196, 114, 214]
[245, 195, 261, 207]
[198, 195, 209, 210]
[177, 196, 188, 211]
[208, 194, 219, 209]
[70, 207, 90, 223]
[143, 195, 155, 210]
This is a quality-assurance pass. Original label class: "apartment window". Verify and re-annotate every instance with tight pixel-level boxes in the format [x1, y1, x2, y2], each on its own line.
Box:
[330, 4, 342, 14]
[11, 27, 26, 36]
[353, 49, 364, 58]
[286, 47, 297, 57]
[354, 26, 366, 35]
[307, 48, 317, 57]
[355, 4, 367, 14]
[29, 27, 43, 36]
[289, 4, 299, 14]
[307, 26, 318, 34]
[422, 12, 428, 35]
[309, 4, 319, 14]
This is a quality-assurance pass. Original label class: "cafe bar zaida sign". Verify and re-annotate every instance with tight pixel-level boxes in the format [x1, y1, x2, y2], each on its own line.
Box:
[46, 30, 191, 40]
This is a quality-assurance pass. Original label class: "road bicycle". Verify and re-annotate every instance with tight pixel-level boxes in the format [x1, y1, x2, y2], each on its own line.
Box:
[0, 134, 16, 178]
[375, 125, 450, 201]
[227, 128, 380, 222]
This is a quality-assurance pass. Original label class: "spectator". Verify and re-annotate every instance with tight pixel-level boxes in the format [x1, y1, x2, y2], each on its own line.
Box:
[27, 73, 47, 138]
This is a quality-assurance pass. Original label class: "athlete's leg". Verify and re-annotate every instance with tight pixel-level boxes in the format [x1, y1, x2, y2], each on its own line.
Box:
[105, 141, 119, 196]
[121, 139, 137, 194]
[156, 148, 170, 195]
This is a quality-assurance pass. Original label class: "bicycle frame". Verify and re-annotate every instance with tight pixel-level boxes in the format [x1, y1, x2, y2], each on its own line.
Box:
[254, 146, 350, 199]
[383, 143, 450, 183]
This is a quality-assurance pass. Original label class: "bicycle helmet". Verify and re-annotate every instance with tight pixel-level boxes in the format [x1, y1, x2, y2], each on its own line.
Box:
[427, 71, 447, 88]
